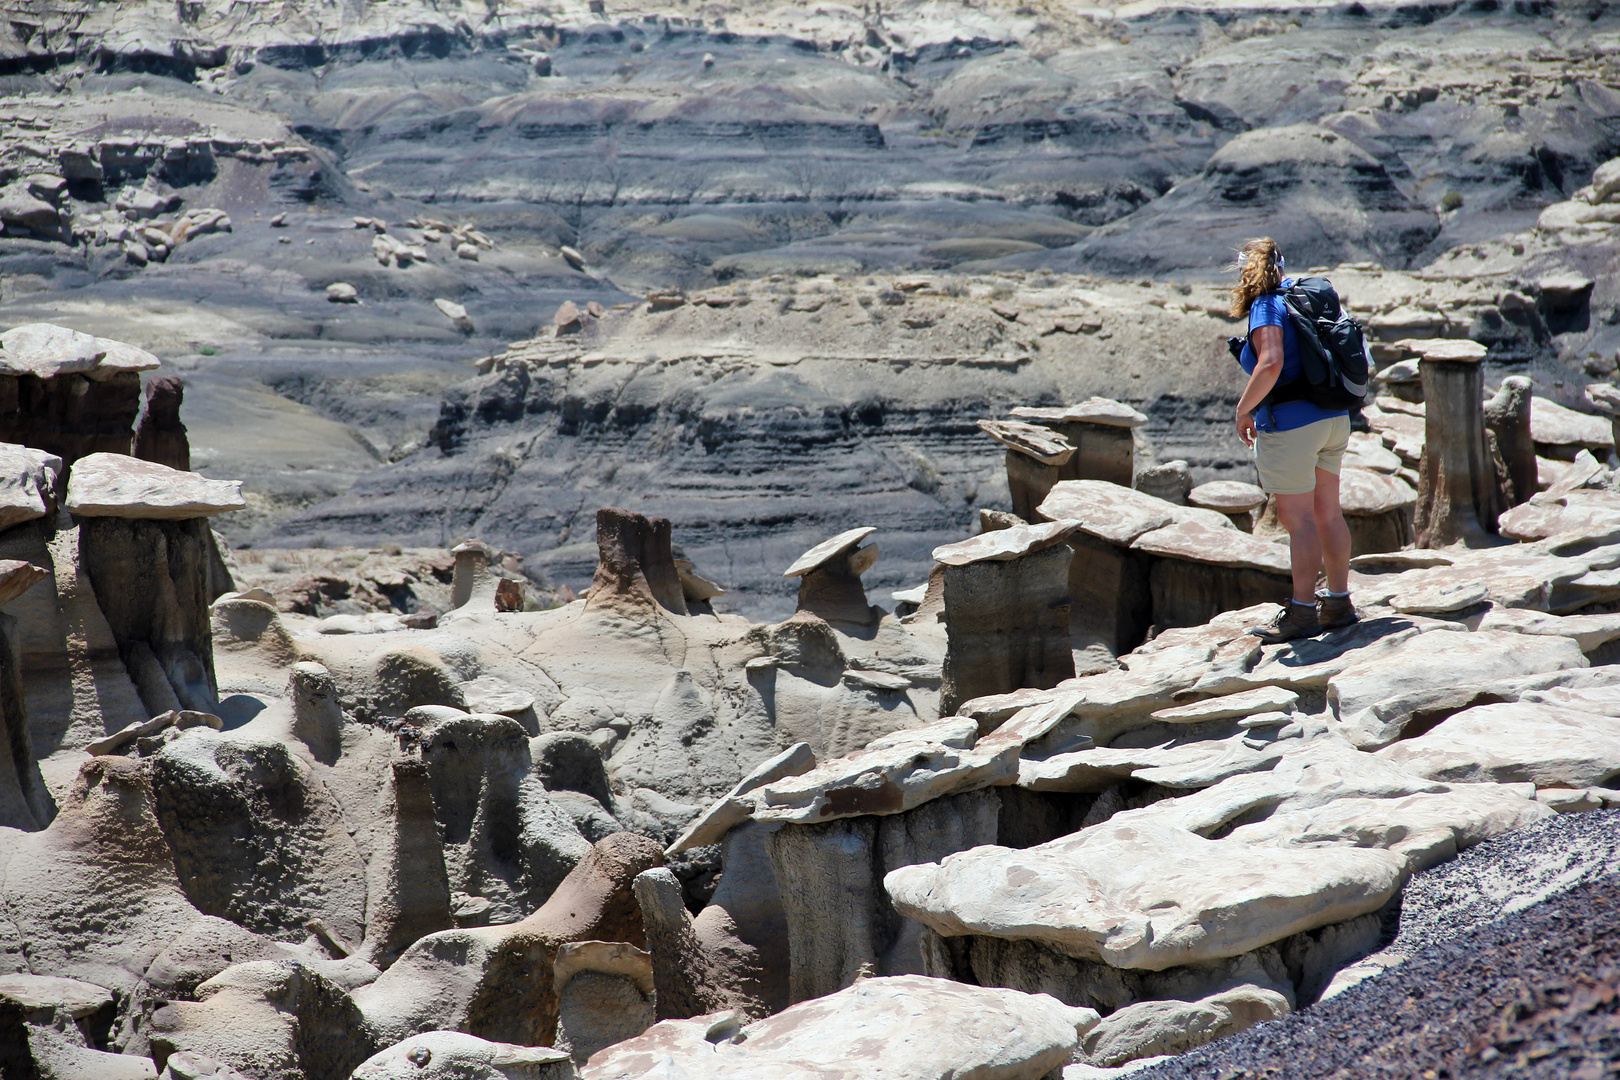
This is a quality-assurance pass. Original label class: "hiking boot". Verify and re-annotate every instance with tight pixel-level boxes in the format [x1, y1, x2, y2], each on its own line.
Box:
[1248, 601, 1320, 644]
[1317, 592, 1360, 632]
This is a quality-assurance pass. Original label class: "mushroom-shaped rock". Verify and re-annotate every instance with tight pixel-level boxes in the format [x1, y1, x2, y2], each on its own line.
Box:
[932, 521, 1077, 715]
[69, 461, 238, 713]
[553, 940, 656, 1066]
[1011, 396, 1146, 486]
[581, 974, 1093, 1080]
[978, 418, 1076, 521]
[449, 538, 497, 612]
[0, 443, 60, 530]
[1189, 480, 1266, 531]
[1484, 377, 1536, 506]
[587, 507, 688, 616]
[1130, 521, 1293, 629]
[1338, 467, 1418, 555]
[65, 453, 244, 519]
[783, 526, 878, 624]
[1411, 339, 1502, 547]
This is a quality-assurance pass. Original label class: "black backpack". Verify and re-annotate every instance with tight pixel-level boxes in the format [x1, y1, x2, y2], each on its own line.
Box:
[1228, 277, 1371, 411]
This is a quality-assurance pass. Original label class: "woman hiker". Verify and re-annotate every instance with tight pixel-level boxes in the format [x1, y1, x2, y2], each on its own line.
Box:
[1230, 237, 1359, 644]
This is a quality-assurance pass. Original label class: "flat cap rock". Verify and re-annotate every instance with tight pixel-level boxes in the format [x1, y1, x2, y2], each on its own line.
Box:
[1585, 382, 1620, 416]
[1400, 338, 1487, 364]
[1131, 520, 1292, 575]
[65, 453, 245, 519]
[0, 323, 105, 378]
[0, 560, 48, 608]
[932, 520, 1076, 566]
[1531, 396, 1613, 448]
[784, 526, 875, 577]
[0, 973, 114, 1018]
[1011, 397, 1149, 428]
[1150, 685, 1299, 723]
[1339, 467, 1418, 516]
[0, 442, 61, 531]
[90, 337, 161, 381]
[1038, 480, 1236, 546]
[1188, 480, 1266, 513]
[976, 419, 1075, 465]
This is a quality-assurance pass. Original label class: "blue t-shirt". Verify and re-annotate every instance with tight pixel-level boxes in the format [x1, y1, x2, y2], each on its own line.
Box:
[1239, 279, 1350, 432]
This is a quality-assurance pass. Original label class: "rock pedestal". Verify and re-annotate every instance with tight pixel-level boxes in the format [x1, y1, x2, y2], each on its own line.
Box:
[0, 325, 160, 481]
[765, 789, 999, 1004]
[587, 507, 688, 616]
[133, 375, 189, 471]
[977, 419, 1076, 522]
[1484, 376, 1536, 507]
[1132, 521, 1293, 629]
[0, 560, 52, 831]
[782, 526, 879, 625]
[1136, 460, 1193, 505]
[934, 521, 1077, 716]
[66, 454, 245, 716]
[1412, 340, 1503, 547]
[1339, 468, 1417, 556]
[1188, 481, 1266, 533]
[449, 538, 497, 612]
[1010, 398, 1147, 487]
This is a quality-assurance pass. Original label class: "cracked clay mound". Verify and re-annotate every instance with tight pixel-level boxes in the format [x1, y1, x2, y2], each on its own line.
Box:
[1134, 811, 1620, 1080]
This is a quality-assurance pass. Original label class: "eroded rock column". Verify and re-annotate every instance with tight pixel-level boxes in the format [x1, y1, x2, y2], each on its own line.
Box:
[133, 374, 190, 470]
[1412, 340, 1503, 547]
[1484, 375, 1536, 507]
[586, 507, 688, 616]
[934, 521, 1077, 717]
[0, 559, 52, 831]
[978, 420, 1076, 522]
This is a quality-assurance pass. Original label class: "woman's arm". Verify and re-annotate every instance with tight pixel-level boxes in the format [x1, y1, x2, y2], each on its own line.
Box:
[1234, 324, 1285, 447]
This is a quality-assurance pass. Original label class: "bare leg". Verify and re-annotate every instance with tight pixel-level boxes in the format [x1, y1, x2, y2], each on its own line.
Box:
[1312, 468, 1352, 594]
[1272, 491, 1321, 605]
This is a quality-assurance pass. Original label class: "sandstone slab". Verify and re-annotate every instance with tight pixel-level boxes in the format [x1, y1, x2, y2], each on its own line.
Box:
[978, 419, 1076, 465]
[1377, 700, 1620, 789]
[885, 821, 1406, 971]
[1011, 398, 1148, 428]
[582, 974, 1095, 1080]
[0, 323, 104, 378]
[1531, 396, 1613, 449]
[66, 453, 245, 519]
[0, 443, 60, 531]
[783, 527, 875, 577]
[932, 520, 1076, 566]
[1132, 521, 1292, 575]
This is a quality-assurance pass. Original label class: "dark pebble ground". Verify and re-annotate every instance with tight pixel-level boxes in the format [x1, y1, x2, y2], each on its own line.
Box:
[1136, 811, 1620, 1080]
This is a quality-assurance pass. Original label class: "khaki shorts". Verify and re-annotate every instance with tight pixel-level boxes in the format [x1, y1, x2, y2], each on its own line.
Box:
[1254, 415, 1351, 495]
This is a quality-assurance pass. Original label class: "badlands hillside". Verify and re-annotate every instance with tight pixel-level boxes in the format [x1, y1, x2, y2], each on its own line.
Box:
[2, 0, 1620, 1078]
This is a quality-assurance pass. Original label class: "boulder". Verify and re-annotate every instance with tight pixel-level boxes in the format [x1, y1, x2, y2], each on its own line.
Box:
[885, 821, 1406, 972]
[933, 522, 1077, 715]
[553, 940, 656, 1066]
[1079, 984, 1291, 1068]
[326, 283, 359, 304]
[783, 526, 879, 624]
[1135, 460, 1193, 505]
[65, 454, 244, 520]
[581, 974, 1093, 1080]
[352, 1032, 573, 1080]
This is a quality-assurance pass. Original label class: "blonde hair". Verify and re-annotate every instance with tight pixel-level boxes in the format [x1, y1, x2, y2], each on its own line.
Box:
[1228, 237, 1284, 319]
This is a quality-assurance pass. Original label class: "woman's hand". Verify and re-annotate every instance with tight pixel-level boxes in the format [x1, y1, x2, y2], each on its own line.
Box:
[1235, 408, 1257, 447]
